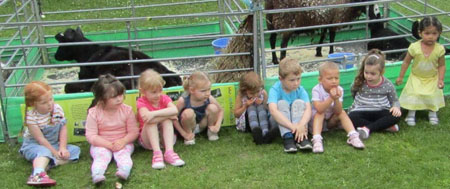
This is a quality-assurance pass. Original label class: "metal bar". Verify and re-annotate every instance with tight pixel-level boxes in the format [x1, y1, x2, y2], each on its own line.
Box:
[41, 0, 218, 16]
[31, 0, 49, 65]
[0, 11, 252, 27]
[223, 0, 242, 25]
[2, 52, 251, 71]
[0, 32, 255, 50]
[126, 21, 135, 89]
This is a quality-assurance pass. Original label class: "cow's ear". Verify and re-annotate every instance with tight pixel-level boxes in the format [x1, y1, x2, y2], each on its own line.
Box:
[55, 33, 64, 42]
[76, 26, 84, 37]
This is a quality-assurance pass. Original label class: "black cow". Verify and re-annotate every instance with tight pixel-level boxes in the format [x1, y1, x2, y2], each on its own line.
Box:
[55, 27, 182, 93]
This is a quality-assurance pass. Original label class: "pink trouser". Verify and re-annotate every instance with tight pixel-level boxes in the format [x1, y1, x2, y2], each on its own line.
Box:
[90, 143, 134, 176]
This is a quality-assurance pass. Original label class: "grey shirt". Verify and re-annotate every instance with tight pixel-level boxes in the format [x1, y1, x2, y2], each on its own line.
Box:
[349, 77, 400, 112]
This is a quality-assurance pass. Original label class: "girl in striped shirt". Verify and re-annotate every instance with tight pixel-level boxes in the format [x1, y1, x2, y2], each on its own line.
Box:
[348, 49, 402, 140]
[19, 81, 80, 187]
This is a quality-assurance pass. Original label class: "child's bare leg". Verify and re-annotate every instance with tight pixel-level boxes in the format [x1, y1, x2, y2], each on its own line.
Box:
[142, 123, 161, 152]
[180, 109, 197, 135]
[206, 103, 220, 133]
[338, 111, 356, 133]
[161, 119, 175, 151]
[33, 157, 50, 172]
[312, 113, 325, 136]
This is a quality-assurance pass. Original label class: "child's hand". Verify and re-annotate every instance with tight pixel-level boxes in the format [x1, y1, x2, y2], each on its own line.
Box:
[438, 80, 444, 89]
[396, 77, 403, 86]
[112, 139, 127, 152]
[255, 98, 263, 105]
[293, 125, 308, 142]
[245, 98, 256, 106]
[330, 88, 340, 100]
[141, 112, 155, 123]
[390, 107, 402, 117]
[209, 125, 220, 133]
[58, 148, 70, 160]
[184, 132, 195, 141]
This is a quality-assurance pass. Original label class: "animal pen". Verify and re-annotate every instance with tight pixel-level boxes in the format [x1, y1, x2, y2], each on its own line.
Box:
[0, 0, 449, 143]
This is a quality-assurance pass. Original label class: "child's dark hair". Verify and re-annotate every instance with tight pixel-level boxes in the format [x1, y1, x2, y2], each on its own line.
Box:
[89, 74, 126, 109]
[351, 49, 385, 97]
[239, 72, 263, 97]
[418, 16, 443, 34]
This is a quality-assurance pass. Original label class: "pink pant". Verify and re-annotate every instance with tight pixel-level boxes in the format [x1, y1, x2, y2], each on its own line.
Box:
[90, 143, 134, 176]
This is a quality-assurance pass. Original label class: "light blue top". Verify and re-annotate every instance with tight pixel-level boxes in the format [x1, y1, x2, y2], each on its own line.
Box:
[268, 81, 310, 105]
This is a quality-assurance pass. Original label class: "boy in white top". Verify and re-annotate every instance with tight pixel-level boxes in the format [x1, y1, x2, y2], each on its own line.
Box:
[309, 62, 364, 153]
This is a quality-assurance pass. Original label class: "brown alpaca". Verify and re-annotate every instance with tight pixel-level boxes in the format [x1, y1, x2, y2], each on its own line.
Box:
[266, 0, 380, 64]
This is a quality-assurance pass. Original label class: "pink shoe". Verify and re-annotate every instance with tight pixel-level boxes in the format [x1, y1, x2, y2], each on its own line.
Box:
[312, 137, 324, 153]
[385, 124, 399, 132]
[347, 133, 365, 149]
[164, 150, 185, 167]
[92, 174, 105, 184]
[152, 151, 165, 169]
[115, 170, 129, 180]
[27, 172, 57, 186]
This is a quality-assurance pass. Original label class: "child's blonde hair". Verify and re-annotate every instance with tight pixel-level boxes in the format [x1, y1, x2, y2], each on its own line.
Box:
[183, 71, 210, 94]
[89, 74, 126, 109]
[351, 49, 386, 97]
[318, 61, 340, 76]
[239, 72, 263, 96]
[279, 58, 303, 78]
[24, 81, 53, 126]
[139, 69, 165, 91]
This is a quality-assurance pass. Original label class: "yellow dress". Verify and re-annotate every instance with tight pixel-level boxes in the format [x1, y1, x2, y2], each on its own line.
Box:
[399, 40, 445, 111]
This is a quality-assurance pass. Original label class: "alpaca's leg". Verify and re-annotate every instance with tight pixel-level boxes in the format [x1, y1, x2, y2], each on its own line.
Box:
[279, 33, 292, 62]
[329, 28, 336, 55]
[269, 33, 279, 64]
[316, 28, 327, 57]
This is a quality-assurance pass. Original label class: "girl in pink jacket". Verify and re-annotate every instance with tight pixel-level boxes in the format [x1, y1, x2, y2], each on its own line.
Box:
[85, 74, 139, 184]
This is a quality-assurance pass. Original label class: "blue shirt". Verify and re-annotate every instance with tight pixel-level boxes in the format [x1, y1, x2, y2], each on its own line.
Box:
[268, 81, 310, 105]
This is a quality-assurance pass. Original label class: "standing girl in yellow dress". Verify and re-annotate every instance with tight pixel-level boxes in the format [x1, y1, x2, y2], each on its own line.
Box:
[396, 16, 446, 126]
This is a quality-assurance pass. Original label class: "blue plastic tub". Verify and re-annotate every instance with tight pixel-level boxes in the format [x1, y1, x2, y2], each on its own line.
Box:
[328, 52, 356, 69]
[212, 38, 230, 54]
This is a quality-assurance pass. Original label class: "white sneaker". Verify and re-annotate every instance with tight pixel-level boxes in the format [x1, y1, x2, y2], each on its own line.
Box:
[207, 129, 219, 141]
[184, 139, 195, 145]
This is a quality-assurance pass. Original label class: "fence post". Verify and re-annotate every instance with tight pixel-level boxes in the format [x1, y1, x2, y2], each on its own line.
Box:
[0, 63, 11, 144]
[218, 0, 225, 34]
[31, 0, 49, 65]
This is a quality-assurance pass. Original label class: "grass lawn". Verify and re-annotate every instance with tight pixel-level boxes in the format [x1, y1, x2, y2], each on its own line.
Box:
[1, 99, 450, 188]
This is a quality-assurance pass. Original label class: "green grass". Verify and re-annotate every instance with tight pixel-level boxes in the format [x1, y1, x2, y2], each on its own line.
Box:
[1, 101, 450, 188]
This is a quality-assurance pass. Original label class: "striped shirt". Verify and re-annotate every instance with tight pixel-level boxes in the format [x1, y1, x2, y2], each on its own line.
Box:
[23, 103, 65, 139]
[349, 77, 400, 112]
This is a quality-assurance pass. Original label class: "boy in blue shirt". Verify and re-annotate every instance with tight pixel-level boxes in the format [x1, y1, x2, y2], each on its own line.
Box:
[268, 58, 313, 153]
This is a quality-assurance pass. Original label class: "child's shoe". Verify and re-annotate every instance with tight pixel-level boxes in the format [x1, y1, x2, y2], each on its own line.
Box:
[357, 127, 370, 140]
[27, 172, 56, 186]
[207, 129, 219, 141]
[312, 138, 324, 153]
[283, 137, 297, 153]
[92, 174, 106, 184]
[405, 116, 416, 126]
[262, 126, 279, 144]
[164, 150, 185, 167]
[251, 127, 263, 145]
[347, 133, 365, 149]
[184, 138, 195, 145]
[296, 139, 313, 150]
[385, 124, 399, 132]
[115, 169, 130, 180]
[429, 115, 439, 125]
[152, 151, 165, 169]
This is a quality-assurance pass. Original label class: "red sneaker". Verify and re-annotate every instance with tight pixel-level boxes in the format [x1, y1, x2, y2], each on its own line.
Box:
[27, 172, 56, 186]
[385, 124, 399, 133]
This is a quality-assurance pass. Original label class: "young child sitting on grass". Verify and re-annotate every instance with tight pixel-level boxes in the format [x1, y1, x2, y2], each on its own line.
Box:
[349, 49, 402, 140]
[137, 69, 185, 170]
[309, 62, 365, 153]
[234, 71, 277, 144]
[20, 81, 81, 187]
[173, 71, 224, 144]
[268, 58, 312, 153]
